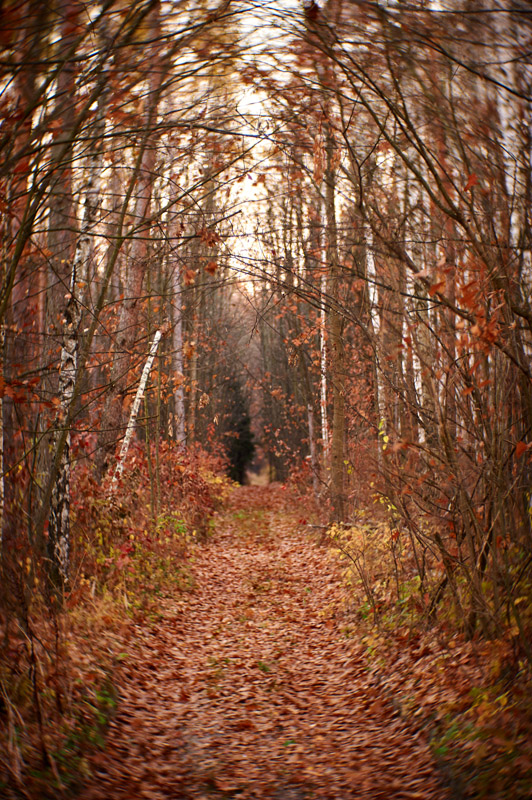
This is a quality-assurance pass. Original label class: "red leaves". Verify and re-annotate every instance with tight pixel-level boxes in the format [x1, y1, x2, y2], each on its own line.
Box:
[116, 541, 134, 570]
[0, 375, 50, 407]
[198, 227, 221, 247]
[427, 280, 445, 297]
[470, 313, 499, 348]
[463, 173, 478, 192]
[515, 441, 531, 459]
[458, 278, 479, 309]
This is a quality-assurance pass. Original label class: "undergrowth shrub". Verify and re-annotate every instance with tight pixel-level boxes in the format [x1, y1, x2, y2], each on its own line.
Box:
[330, 488, 532, 662]
[328, 507, 532, 799]
[327, 516, 437, 626]
[71, 439, 229, 599]
[0, 439, 232, 797]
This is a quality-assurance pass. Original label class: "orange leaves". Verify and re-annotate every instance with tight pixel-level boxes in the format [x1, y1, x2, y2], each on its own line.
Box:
[463, 173, 478, 192]
[515, 441, 531, 459]
[183, 341, 195, 359]
[427, 280, 445, 297]
[233, 717, 254, 731]
[470, 313, 500, 348]
[458, 278, 480, 310]
[462, 378, 490, 396]
[0, 375, 47, 406]
[198, 227, 221, 247]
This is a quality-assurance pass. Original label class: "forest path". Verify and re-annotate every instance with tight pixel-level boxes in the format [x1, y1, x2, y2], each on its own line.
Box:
[80, 486, 448, 800]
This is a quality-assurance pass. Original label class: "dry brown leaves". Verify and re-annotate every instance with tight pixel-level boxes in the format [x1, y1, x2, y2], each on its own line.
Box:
[79, 486, 449, 800]
[360, 619, 532, 797]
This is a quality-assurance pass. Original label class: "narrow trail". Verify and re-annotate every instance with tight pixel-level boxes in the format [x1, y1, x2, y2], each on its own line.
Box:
[81, 486, 448, 800]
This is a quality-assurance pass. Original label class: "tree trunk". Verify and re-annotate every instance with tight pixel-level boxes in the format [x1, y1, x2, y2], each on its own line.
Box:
[109, 329, 162, 492]
[42, 0, 79, 587]
[325, 129, 346, 522]
[95, 2, 162, 477]
[47, 96, 104, 592]
[172, 254, 186, 447]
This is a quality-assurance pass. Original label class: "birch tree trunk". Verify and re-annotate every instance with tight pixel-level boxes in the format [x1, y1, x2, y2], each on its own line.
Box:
[320, 266, 329, 468]
[47, 99, 105, 591]
[44, 0, 77, 380]
[325, 129, 346, 522]
[42, 0, 78, 589]
[109, 329, 162, 492]
[172, 257, 186, 447]
[302, 2, 346, 519]
[95, 1, 162, 477]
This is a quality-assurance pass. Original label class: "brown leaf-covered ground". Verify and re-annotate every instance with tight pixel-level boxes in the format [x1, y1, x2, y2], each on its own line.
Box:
[79, 486, 449, 800]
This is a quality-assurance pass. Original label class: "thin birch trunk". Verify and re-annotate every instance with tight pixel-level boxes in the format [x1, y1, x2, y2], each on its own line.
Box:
[109, 329, 162, 491]
[172, 259, 186, 447]
[307, 403, 319, 495]
[47, 105, 104, 590]
[364, 223, 385, 467]
[188, 310, 199, 445]
[95, 1, 162, 477]
[325, 129, 346, 522]
[320, 270, 329, 462]
[43, 0, 79, 590]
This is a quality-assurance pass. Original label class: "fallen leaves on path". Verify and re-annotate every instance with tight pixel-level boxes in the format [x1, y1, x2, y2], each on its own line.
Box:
[80, 486, 448, 799]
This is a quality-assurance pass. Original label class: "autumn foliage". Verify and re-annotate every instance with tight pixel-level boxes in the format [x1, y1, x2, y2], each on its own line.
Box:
[1, 0, 532, 797]
[0, 442, 230, 796]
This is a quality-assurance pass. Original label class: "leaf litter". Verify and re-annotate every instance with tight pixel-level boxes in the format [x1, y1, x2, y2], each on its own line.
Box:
[79, 486, 449, 800]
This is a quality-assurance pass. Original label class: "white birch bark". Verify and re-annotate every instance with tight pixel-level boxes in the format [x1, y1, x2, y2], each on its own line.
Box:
[319, 270, 329, 460]
[307, 402, 319, 495]
[47, 106, 104, 587]
[490, 0, 525, 248]
[95, 3, 162, 476]
[364, 222, 385, 460]
[109, 329, 162, 491]
[172, 261, 186, 447]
